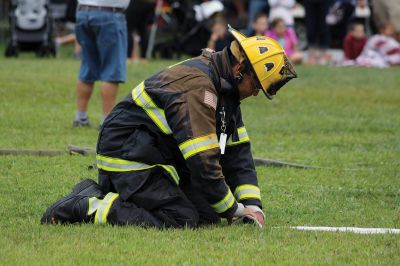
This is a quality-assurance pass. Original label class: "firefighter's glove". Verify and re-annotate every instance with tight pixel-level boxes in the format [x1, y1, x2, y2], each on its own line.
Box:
[229, 203, 265, 228]
[246, 205, 265, 221]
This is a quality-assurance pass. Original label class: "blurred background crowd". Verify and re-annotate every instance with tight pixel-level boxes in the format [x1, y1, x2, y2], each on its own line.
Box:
[1, 0, 399, 67]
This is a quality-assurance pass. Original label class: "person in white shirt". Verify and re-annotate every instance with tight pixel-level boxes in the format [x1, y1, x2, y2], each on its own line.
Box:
[268, 0, 296, 27]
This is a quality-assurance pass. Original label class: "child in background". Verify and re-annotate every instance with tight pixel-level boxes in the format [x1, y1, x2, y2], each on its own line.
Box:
[266, 18, 303, 64]
[207, 16, 230, 51]
[251, 12, 269, 36]
[343, 22, 367, 60]
[355, 22, 400, 68]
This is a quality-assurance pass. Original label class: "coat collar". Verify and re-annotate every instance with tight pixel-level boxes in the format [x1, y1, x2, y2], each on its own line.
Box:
[210, 47, 240, 103]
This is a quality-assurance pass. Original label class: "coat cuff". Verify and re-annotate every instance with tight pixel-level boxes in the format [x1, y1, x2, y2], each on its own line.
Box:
[240, 198, 262, 208]
[233, 203, 246, 217]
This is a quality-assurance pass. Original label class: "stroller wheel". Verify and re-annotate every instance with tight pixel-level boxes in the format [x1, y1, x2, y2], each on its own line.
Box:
[49, 42, 57, 57]
[4, 42, 19, 58]
[36, 44, 56, 58]
[50, 46, 56, 57]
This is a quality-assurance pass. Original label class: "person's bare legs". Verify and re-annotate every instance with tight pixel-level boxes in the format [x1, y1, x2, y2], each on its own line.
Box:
[306, 48, 319, 65]
[100, 81, 118, 124]
[73, 80, 94, 127]
[76, 80, 94, 112]
[290, 52, 304, 65]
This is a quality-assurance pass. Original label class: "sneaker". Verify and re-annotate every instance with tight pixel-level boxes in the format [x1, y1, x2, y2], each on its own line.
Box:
[72, 118, 91, 128]
[41, 179, 103, 224]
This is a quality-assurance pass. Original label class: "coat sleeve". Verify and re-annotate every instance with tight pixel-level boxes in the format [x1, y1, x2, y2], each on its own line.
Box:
[164, 75, 239, 218]
[220, 107, 263, 208]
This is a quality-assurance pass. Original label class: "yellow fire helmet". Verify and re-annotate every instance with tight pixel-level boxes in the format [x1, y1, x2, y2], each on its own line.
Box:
[228, 25, 297, 99]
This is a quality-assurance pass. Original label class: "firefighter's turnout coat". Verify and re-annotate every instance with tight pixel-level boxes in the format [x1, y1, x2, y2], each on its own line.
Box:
[96, 48, 262, 227]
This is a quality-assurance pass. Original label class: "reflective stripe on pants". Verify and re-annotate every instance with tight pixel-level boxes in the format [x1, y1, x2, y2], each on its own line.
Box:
[94, 192, 119, 224]
[96, 154, 180, 185]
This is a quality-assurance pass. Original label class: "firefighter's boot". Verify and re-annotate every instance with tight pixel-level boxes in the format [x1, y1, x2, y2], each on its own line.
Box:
[41, 179, 104, 224]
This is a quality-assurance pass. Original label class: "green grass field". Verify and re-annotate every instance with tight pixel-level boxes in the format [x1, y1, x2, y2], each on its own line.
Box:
[0, 49, 399, 265]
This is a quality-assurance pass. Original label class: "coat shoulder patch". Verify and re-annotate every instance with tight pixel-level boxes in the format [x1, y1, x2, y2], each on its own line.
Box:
[204, 90, 217, 110]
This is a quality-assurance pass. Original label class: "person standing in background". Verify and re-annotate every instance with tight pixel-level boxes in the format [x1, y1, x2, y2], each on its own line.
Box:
[304, 0, 333, 64]
[73, 0, 131, 128]
[125, 0, 155, 63]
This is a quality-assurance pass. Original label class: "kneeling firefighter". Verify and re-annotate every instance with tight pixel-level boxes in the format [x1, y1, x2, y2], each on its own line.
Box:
[41, 26, 297, 228]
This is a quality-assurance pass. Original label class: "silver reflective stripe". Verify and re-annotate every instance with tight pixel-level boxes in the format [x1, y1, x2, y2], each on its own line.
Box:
[211, 190, 235, 214]
[131, 82, 172, 134]
[97, 158, 150, 171]
[133, 84, 164, 117]
[160, 165, 180, 185]
[227, 127, 250, 146]
[178, 134, 219, 159]
[96, 155, 180, 185]
[238, 129, 249, 139]
[95, 192, 119, 224]
[234, 184, 261, 201]
[87, 197, 101, 215]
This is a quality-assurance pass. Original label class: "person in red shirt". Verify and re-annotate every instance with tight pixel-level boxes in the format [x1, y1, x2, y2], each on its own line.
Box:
[343, 22, 368, 60]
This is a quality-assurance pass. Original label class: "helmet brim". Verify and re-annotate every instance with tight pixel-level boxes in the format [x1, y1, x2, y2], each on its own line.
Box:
[228, 25, 247, 43]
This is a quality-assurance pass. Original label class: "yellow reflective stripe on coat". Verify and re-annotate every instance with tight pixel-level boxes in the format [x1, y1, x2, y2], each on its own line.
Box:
[211, 190, 235, 214]
[94, 192, 119, 224]
[96, 154, 180, 185]
[131, 82, 172, 134]
[227, 127, 250, 146]
[178, 133, 220, 159]
[234, 184, 261, 201]
[167, 58, 192, 69]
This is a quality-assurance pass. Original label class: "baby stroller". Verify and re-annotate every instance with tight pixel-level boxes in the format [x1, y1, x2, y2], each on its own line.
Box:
[5, 0, 56, 57]
[147, 0, 224, 59]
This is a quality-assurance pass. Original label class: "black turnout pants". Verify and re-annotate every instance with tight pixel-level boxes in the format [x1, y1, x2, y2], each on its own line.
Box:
[99, 167, 220, 228]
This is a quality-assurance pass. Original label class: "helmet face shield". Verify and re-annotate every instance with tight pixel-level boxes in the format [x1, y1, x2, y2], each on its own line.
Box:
[280, 55, 298, 79]
[264, 77, 290, 99]
[264, 55, 297, 98]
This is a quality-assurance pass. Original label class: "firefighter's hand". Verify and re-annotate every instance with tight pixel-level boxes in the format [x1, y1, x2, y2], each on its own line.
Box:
[243, 207, 265, 227]
[230, 204, 265, 228]
[246, 205, 265, 225]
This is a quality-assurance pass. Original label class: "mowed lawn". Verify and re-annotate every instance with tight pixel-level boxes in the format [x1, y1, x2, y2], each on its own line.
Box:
[0, 51, 399, 265]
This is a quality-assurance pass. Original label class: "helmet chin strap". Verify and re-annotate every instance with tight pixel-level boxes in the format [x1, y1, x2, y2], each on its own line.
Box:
[234, 59, 251, 85]
[234, 72, 244, 83]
